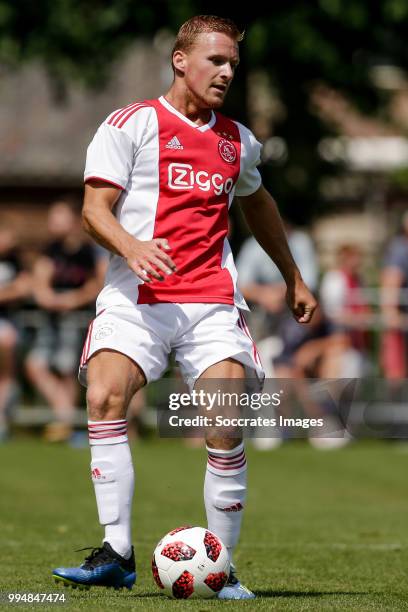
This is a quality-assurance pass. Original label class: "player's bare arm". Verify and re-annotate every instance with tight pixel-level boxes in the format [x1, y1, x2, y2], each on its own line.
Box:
[52, 279, 102, 312]
[31, 255, 57, 310]
[239, 185, 317, 323]
[30, 252, 98, 312]
[380, 266, 405, 329]
[0, 270, 31, 304]
[82, 180, 177, 283]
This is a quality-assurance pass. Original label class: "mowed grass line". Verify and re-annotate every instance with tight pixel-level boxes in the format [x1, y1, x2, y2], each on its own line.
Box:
[1, 439, 408, 610]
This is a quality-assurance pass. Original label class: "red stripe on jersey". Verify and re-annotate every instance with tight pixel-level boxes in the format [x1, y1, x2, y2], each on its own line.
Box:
[108, 101, 140, 126]
[117, 104, 147, 128]
[112, 102, 144, 126]
[110, 102, 145, 128]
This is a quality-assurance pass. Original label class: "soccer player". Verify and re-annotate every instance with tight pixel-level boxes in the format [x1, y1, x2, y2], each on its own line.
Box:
[52, 15, 316, 599]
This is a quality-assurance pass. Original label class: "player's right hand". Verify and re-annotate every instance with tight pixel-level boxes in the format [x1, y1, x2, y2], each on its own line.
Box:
[125, 238, 177, 282]
[286, 276, 317, 324]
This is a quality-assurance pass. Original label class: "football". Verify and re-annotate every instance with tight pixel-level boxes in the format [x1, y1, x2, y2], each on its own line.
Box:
[151, 526, 230, 599]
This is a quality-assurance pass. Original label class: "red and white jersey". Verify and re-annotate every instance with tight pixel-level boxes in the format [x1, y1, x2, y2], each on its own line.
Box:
[84, 96, 262, 312]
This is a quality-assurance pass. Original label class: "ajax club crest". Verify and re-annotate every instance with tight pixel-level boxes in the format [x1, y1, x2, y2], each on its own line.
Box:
[218, 139, 237, 164]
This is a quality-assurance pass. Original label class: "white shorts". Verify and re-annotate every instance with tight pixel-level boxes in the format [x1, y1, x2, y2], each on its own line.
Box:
[79, 303, 264, 389]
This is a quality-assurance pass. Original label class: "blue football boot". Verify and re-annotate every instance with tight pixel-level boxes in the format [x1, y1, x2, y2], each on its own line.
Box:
[53, 542, 136, 590]
[217, 565, 255, 600]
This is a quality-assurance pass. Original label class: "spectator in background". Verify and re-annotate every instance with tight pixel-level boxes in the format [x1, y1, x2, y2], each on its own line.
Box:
[253, 243, 369, 450]
[271, 306, 353, 450]
[381, 210, 408, 378]
[266, 243, 368, 451]
[320, 244, 372, 377]
[25, 199, 104, 442]
[236, 221, 318, 341]
[0, 227, 32, 441]
[273, 306, 336, 378]
[236, 222, 318, 449]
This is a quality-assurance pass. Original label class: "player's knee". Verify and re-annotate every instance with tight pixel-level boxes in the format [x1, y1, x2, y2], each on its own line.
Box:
[0, 326, 17, 349]
[87, 384, 127, 421]
[25, 355, 46, 378]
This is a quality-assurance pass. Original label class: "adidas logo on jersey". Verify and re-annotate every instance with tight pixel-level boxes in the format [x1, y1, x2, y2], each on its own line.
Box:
[165, 136, 184, 150]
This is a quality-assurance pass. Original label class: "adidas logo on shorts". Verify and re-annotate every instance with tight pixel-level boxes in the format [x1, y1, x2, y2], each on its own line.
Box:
[165, 136, 184, 150]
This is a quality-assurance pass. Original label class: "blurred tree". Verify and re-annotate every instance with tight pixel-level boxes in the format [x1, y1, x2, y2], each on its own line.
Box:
[241, 1, 408, 222]
[0, 0, 175, 96]
[2, 1, 407, 220]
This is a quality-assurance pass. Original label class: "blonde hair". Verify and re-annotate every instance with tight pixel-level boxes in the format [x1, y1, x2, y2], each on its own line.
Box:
[172, 15, 243, 59]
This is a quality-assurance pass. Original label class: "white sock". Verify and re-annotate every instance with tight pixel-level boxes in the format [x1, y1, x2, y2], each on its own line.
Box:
[88, 419, 134, 558]
[204, 442, 247, 565]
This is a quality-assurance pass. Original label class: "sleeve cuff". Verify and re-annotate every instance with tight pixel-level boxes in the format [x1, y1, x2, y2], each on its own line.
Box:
[84, 174, 125, 190]
[235, 175, 262, 197]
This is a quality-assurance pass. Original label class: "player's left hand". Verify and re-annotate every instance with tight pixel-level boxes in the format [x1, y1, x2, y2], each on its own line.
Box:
[286, 277, 317, 324]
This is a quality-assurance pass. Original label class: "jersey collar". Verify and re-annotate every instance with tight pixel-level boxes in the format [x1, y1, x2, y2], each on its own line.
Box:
[159, 96, 216, 132]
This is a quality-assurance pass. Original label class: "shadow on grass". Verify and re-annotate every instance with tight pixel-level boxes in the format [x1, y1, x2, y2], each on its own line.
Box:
[254, 590, 368, 598]
[123, 590, 370, 599]
[131, 593, 169, 598]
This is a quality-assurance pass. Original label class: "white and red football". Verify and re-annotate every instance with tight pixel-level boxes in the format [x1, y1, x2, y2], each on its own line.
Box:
[151, 526, 230, 599]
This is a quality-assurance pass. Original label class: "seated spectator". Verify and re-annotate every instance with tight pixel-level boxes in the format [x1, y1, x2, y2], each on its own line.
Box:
[380, 211, 408, 379]
[320, 244, 372, 377]
[236, 224, 320, 449]
[24, 199, 105, 442]
[274, 306, 338, 378]
[236, 221, 318, 341]
[254, 307, 353, 450]
[0, 227, 32, 441]
[253, 243, 370, 450]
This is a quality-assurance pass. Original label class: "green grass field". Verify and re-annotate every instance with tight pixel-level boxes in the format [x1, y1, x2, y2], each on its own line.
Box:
[1, 439, 408, 611]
